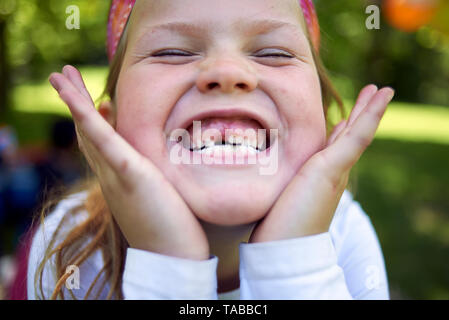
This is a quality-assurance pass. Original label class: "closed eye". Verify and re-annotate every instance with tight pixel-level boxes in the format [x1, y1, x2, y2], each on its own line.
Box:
[152, 49, 294, 58]
[255, 48, 294, 58]
[152, 49, 192, 57]
[257, 52, 293, 58]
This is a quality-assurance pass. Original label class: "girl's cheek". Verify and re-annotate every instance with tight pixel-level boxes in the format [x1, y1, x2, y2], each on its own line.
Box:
[281, 88, 326, 169]
[115, 80, 185, 164]
[283, 123, 325, 172]
[116, 69, 165, 124]
[114, 96, 165, 157]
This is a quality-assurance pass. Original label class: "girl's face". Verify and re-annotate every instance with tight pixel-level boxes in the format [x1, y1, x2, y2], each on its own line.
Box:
[115, 0, 326, 225]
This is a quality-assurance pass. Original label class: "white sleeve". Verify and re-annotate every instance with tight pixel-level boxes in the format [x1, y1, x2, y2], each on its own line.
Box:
[330, 196, 390, 299]
[239, 232, 352, 299]
[122, 248, 218, 299]
[238, 191, 389, 300]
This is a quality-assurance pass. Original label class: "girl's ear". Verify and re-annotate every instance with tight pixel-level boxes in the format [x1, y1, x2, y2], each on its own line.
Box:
[98, 100, 117, 129]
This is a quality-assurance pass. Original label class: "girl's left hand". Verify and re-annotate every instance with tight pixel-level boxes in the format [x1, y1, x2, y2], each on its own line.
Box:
[249, 85, 395, 243]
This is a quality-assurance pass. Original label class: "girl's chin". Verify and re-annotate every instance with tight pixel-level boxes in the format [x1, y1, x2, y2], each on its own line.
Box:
[184, 186, 276, 226]
[193, 203, 269, 226]
[161, 158, 287, 226]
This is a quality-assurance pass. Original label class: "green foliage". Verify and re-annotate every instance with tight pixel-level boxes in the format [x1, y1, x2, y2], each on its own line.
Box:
[6, 0, 110, 83]
[315, 0, 449, 106]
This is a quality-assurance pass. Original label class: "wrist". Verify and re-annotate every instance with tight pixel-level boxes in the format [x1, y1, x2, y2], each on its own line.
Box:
[129, 242, 210, 261]
[249, 225, 329, 243]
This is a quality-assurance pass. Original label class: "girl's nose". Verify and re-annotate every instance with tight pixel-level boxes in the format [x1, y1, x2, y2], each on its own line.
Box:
[196, 55, 258, 94]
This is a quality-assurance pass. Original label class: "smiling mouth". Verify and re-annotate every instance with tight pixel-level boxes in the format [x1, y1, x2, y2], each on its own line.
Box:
[182, 117, 272, 154]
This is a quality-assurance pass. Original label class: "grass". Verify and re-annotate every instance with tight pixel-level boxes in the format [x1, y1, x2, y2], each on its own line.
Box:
[351, 139, 449, 299]
[12, 66, 109, 116]
[6, 66, 449, 299]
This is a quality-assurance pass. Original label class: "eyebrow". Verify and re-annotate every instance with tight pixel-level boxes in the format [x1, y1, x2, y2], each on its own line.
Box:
[139, 18, 302, 40]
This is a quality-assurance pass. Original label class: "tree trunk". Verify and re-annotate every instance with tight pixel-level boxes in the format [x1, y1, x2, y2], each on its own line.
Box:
[0, 16, 10, 119]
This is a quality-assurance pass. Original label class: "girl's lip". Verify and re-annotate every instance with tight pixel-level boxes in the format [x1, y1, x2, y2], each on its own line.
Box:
[172, 106, 277, 140]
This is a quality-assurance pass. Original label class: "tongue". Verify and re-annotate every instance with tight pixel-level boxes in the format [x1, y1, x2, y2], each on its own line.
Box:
[187, 118, 263, 142]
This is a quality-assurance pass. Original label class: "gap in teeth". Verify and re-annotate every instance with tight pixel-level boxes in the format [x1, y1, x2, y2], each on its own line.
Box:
[193, 136, 260, 151]
[191, 144, 260, 153]
[190, 144, 260, 152]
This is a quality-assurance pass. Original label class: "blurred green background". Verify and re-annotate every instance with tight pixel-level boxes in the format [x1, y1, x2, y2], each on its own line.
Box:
[0, 0, 448, 299]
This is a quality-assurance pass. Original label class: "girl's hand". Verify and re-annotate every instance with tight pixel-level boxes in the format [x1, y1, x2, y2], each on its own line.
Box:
[49, 65, 210, 260]
[249, 85, 395, 243]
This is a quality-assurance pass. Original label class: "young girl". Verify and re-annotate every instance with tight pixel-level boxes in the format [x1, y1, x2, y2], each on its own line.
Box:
[28, 0, 395, 300]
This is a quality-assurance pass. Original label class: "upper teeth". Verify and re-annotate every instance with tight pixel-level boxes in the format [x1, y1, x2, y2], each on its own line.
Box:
[190, 133, 262, 151]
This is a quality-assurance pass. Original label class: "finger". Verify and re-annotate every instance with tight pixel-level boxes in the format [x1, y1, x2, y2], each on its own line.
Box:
[327, 85, 378, 148]
[49, 72, 143, 179]
[323, 87, 395, 175]
[73, 122, 102, 175]
[62, 65, 95, 106]
[347, 84, 378, 127]
[49, 72, 92, 121]
[48, 72, 105, 175]
[51, 75, 109, 176]
[327, 120, 347, 146]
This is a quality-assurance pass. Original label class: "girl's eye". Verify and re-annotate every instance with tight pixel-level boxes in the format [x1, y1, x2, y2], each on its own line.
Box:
[151, 48, 294, 58]
[152, 49, 193, 57]
[256, 49, 294, 58]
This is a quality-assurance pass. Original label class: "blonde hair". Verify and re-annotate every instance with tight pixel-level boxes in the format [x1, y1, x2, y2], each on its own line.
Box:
[33, 9, 345, 300]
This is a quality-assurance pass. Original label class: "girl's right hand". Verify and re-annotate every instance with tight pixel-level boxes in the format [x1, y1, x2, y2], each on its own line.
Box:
[49, 65, 210, 261]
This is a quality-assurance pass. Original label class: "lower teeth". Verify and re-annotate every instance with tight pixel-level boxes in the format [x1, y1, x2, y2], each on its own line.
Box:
[191, 144, 259, 154]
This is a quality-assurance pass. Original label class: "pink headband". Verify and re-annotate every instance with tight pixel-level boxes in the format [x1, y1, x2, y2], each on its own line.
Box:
[107, 0, 320, 62]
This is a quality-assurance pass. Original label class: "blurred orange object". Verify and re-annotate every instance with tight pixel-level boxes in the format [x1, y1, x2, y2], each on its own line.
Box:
[383, 0, 439, 32]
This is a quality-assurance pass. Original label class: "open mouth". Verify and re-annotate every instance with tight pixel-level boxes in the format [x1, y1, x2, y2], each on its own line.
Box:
[181, 117, 272, 154]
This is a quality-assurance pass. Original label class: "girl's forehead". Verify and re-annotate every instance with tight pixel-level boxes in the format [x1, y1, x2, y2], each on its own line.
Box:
[129, 0, 307, 36]
[107, 0, 319, 60]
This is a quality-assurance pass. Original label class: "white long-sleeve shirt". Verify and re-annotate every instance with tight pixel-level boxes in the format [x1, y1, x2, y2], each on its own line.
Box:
[27, 189, 389, 300]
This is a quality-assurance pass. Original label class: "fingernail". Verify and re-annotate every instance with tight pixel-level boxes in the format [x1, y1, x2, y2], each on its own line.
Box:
[62, 65, 69, 76]
[385, 87, 395, 101]
[48, 75, 59, 91]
